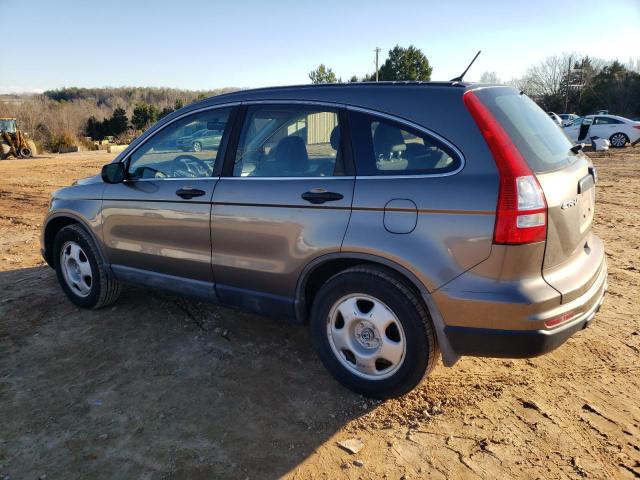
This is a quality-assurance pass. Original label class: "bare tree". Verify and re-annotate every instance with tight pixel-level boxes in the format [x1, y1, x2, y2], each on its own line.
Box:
[479, 71, 501, 84]
[627, 57, 640, 73]
[506, 76, 535, 95]
[523, 53, 576, 97]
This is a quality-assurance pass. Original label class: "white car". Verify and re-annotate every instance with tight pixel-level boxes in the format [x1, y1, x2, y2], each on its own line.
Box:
[562, 114, 640, 148]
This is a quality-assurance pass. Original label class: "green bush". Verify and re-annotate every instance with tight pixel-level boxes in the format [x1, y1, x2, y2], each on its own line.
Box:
[48, 132, 77, 153]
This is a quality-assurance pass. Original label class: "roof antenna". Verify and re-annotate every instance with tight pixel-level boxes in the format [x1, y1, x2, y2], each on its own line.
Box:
[450, 50, 481, 82]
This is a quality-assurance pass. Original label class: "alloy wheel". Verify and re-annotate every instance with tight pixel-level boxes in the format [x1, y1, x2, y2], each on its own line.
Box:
[610, 133, 627, 148]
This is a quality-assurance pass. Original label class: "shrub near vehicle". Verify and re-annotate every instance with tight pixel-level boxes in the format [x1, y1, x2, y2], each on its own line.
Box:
[42, 83, 607, 398]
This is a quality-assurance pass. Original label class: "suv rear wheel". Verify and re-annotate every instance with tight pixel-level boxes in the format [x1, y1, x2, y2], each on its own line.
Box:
[310, 265, 438, 398]
[53, 224, 121, 309]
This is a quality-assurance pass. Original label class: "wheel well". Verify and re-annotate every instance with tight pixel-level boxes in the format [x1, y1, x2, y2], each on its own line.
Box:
[43, 217, 80, 266]
[300, 258, 424, 323]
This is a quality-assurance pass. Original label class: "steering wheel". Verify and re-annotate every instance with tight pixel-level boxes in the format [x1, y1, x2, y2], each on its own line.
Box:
[173, 155, 213, 177]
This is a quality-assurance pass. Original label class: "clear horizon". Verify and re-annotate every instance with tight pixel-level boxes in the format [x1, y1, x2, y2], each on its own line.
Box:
[2, 0, 639, 94]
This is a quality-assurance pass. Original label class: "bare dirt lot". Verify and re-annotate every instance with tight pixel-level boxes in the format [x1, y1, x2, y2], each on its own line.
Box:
[1, 149, 639, 479]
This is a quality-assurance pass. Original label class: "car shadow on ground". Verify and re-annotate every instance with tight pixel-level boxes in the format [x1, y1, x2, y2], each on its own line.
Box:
[0, 266, 375, 479]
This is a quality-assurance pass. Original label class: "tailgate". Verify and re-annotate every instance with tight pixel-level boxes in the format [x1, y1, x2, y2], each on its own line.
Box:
[536, 157, 603, 302]
[469, 87, 605, 304]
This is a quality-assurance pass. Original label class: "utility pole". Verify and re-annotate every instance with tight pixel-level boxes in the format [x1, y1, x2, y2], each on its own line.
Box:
[564, 55, 572, 112]
[375, 47, 381, 82]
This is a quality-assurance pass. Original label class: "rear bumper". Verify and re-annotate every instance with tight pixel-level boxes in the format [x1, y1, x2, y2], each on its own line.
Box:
[442, 258, 607, 358]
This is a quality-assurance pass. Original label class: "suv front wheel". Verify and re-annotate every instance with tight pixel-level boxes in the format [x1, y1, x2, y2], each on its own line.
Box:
[53, 224, 121, 309]
[310, 265, 439, 398]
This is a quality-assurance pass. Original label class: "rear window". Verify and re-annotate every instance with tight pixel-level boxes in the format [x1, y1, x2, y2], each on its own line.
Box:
[474, 88, 575, 173]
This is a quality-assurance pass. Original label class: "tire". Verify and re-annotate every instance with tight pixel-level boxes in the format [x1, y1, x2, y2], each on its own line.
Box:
[609, 132, 629, 148]
[53, 224, 121, 309]
[19, 147, 32, 158]
[309, 265, 439, 399]
[192, 141, 202, 152]
[27, 140, 37, 156]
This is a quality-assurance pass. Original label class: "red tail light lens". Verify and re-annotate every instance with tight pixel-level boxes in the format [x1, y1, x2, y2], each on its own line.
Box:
[633, 125, 640, 130]
[463, 91, 547, 244]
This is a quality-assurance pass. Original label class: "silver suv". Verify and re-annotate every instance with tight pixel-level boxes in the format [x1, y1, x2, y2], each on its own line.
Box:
[41, 83, 607, 398]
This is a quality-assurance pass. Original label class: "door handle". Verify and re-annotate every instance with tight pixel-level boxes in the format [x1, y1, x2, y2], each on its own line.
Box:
[301, 190, 344, 204]
[176, 187, 206, 199]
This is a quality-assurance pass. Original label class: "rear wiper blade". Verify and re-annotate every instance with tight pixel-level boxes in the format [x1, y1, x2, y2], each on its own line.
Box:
[570, 144, 583, 154]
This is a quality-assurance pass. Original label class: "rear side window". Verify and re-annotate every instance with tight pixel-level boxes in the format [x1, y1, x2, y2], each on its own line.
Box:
[594, 116, 622, 125]
[473, 88, 574, 173]
[348, 111, 461, 176]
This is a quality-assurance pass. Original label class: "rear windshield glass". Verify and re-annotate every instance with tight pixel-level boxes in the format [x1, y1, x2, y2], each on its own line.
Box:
[474, 88, 575, 173]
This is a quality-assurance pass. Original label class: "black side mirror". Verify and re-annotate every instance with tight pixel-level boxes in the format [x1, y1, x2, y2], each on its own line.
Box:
[101, 162, 126, 184]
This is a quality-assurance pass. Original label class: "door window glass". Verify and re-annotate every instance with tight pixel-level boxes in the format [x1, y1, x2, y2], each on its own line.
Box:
[128, 108, 232, 179]
[349, 111, 460, 176]
[233, 106, 342, 177]
[594, 116, 622, 125]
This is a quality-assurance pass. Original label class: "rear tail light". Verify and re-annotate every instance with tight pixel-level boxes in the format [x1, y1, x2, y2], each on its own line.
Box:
[633, 125, 640, 130]
[463, 91, 547, 244]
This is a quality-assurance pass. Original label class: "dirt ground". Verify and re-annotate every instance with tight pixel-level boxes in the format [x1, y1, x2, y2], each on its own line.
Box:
[1, 149, 639, 479]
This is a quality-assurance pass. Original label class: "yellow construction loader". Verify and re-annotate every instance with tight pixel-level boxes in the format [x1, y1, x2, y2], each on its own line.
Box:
[0, 118, 37, 159]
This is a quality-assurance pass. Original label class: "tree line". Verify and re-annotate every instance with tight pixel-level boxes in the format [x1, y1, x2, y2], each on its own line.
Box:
[0, 87, 236, 152]
[309, 45, 433, 83]
[310, 46, 640, 118]
[514, 55, 640, 117]
[83, 98, 188, 141]
[2, 48, 638, 154]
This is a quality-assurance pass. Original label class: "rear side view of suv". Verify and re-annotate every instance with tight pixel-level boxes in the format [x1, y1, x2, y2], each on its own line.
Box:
[41, 83, 607, 398]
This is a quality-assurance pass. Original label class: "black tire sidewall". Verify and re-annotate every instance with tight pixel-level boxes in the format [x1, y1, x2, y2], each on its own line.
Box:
[53, 226, 103, 308]
[310, 270, 432, 398]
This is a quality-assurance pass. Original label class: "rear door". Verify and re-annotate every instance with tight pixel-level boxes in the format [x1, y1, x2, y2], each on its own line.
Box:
[473, 88, 603, 303]
[343, 109, 493, 291]
[210, 104, 354, 317]
[102, 106, 235, 287]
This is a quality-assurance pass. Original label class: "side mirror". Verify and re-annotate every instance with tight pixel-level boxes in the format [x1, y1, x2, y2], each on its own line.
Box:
[101, 162, 126, 184]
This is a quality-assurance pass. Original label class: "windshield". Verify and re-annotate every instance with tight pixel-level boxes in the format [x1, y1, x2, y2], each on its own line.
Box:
[473, 88, 575, 173]
[0, 119, 17, 133]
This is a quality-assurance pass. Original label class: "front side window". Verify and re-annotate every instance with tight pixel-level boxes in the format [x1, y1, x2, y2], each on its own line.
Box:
[233, 106, 342, 177]
[128, 108, 232, 179]
[349, 111, 460, 176]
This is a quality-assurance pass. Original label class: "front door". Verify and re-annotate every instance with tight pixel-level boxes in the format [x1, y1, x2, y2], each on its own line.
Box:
[211, 104, 354, 318]
[102, 107, 234, 292]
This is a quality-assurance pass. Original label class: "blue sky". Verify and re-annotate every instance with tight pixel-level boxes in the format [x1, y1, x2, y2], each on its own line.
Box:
[1, 0, 639, 93]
